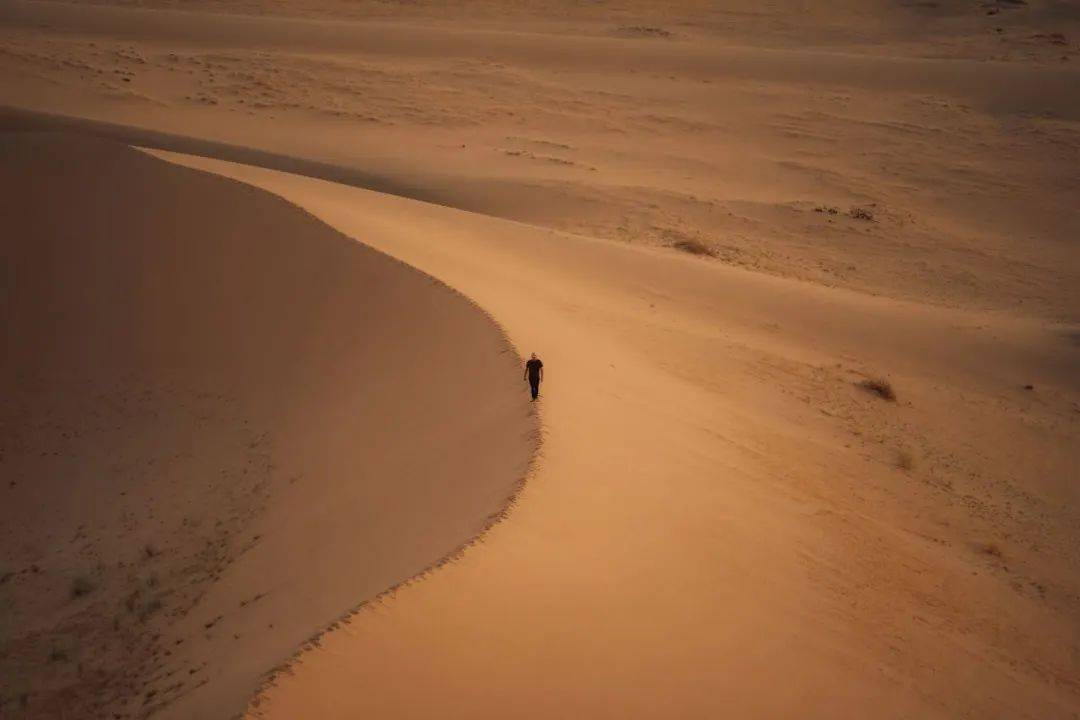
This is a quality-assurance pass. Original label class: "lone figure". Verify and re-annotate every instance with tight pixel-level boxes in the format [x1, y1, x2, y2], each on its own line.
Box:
[524, 353, 544, 401]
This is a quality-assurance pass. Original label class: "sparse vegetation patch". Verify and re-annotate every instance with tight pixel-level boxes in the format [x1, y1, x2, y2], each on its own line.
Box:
[896, 449, 915, 472]
[671, 239, 717, 257]
[857, 378, 896, 401]
[617, 26, 673, 38]
[71, 576, 96, 599]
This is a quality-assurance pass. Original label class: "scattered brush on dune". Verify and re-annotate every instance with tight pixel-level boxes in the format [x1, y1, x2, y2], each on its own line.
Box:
[70, 576, 96, 599]
[671, 238, 717, 257]
[975, 541, 1006, 560]
[857, 377, 897, 401]
[615, 26, 674, 38]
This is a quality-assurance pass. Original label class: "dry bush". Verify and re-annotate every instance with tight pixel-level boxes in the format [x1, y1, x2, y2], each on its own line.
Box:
[858, 378, 896, 401]
[125, 581, 164, 621]
[618, 25, 673, 37]
[849, 206, 875, 221]
[671, 239, 717, 257]
[70, 576, 96, 599]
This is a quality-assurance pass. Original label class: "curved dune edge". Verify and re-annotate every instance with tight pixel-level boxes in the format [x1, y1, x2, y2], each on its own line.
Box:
[0, 132, 538, 720]
[154, 151, 1080, 720]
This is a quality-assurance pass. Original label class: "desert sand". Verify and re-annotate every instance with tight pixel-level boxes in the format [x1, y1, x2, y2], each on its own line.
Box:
[1, 0, 1078, 718]
[0, 134, 534, 718]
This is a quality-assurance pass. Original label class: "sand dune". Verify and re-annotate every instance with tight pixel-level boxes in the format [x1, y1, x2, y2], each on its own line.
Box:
[0, 133, 534, 718]
[2, 2, 1077, 318]
[159, 150, 1079, 720]
[2, 0, 1079, 717]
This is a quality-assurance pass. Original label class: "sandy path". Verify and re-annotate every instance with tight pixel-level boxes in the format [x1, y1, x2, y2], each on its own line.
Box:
[159, 151, 1080, 719]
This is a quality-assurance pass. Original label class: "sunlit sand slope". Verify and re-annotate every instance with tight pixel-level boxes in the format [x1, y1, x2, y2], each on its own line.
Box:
[164, 152, 1080, 720]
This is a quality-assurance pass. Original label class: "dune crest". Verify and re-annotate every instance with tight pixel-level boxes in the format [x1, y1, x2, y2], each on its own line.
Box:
[160, 151, 1079, 720]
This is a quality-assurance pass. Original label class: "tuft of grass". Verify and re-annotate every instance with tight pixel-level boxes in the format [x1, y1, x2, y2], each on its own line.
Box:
[70, 576, 96, 599]
[896, 449, 916, 472]
[124, 579, 164, 621]
[48, 646, 68, 663]
[671, 239, 717, 257]
[125, 588, 141, 613]
[857, 378, 897, 401]
[140, 597, 164, 621]
[849, 206, 876, 221]
[618, 25, 673, 38]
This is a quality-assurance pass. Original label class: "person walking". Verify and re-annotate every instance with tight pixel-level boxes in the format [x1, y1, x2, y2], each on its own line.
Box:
[524, 353, 544, 401]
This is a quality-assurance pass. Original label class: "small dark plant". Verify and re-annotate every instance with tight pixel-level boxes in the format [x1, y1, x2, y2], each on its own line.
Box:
[71, 576, 96, 598]
[672, 239, 717, 257]
[858, 378, 896, 401]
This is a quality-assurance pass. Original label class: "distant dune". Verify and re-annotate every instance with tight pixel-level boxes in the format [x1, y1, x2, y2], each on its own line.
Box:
[0, 133, 535, 718]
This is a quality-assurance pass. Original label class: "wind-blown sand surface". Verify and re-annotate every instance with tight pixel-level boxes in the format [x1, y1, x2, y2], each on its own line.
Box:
[0, 134, 534, 718]
[2, 0, 1079, 717]
[162, 149, 1078, 720]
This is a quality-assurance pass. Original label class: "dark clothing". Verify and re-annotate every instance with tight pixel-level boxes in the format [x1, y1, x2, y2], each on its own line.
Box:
[525, 358, 543, 400]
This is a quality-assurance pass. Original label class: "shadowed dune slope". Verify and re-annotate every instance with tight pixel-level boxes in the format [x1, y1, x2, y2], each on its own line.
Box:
[0, 133, 536, 719]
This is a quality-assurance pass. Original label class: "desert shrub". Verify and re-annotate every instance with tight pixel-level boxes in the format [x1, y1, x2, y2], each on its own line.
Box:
[849, 206, 875, 221]
[857, 378, 896, 401]
[619, 25, 673, 37]
[70, 576, 96, 599]
[124, 579, 164, 620]
[671, 239, 717, 257]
